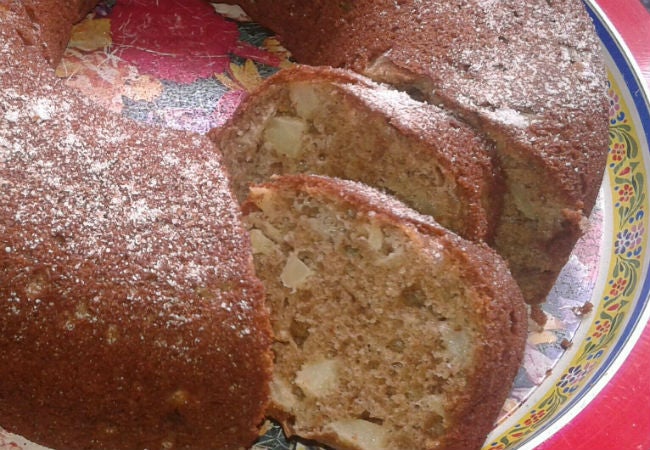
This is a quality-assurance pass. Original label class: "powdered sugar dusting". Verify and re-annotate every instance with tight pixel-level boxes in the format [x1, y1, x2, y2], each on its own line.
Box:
[352, 0, 609, 196]
[489, 107, 531, 129]
[0, 6, 274, 447]
[0, 10, 266, 349]
[30, 97, 57, 121]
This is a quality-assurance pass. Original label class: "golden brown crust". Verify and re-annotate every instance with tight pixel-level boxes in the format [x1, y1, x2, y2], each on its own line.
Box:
[1, 0, 608, 448]
[0, 3, 273, 449]
[227, 0, 608, 194]
[11, 0, 98, 64]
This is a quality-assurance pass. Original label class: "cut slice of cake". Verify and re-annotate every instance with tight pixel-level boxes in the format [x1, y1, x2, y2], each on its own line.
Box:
[222, 0, 610, 305]
[211, 65, 500, 244]
[242, 174, 527, 450]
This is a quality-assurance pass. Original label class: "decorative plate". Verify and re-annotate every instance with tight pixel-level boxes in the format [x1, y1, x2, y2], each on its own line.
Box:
[486, 2, 650, 448]
[1, 1, 649, 449]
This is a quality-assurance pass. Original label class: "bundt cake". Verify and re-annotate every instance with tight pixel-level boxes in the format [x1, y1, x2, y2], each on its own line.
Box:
[0, 0, 609, 449]
[221, 0, 610, 304]
[242, 174, 527, 450]
[0, 2, 273, 450]
[211, 65, 500, 243]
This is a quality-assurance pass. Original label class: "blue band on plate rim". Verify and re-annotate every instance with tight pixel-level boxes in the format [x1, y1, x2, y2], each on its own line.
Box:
[516, 1, 650, 447]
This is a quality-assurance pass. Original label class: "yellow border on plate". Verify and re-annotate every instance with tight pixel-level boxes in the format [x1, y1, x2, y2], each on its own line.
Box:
[484, 71, 648, 449]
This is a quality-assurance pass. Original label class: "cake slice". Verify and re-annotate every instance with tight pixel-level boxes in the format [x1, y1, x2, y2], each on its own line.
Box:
[211, 65, 499, 243]
[222, 0, 610, 304]
[242, 174, 527, 450]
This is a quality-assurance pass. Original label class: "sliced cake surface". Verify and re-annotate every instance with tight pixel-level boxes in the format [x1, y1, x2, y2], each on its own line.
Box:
[222, 0, 610, 304]
[212, 65, 499, 244]
[242, 174, 527, 450]
[1, 0, 610, 447]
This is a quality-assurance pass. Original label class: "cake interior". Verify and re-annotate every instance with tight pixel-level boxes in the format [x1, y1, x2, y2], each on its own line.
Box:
[244, 184, 481, 450]
[219, 79, 483, 239]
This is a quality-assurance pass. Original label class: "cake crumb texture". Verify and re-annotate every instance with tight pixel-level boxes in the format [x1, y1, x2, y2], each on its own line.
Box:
[243, 175, 527, 450]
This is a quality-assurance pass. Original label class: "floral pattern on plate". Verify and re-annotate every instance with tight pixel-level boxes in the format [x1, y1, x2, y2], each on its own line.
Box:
[486, 70, 648, 449]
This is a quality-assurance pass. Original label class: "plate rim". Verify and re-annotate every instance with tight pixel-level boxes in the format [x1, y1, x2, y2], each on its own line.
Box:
[501, 2, 650, 447]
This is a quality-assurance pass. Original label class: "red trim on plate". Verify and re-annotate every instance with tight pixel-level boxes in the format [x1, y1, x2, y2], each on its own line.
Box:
[537, 1, 650, 448]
